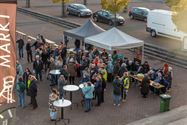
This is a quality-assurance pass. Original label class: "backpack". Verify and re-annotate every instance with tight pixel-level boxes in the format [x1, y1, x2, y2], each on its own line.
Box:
[19, 82, 25, 92]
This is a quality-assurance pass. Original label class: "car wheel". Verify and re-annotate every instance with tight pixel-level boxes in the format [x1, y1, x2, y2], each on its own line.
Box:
[109, 20, 113, 26]
[130, 15, 134, 19]
[93, 16, 98, 22]
[151, 30, 156, 37]
[78, 13, 81, 17]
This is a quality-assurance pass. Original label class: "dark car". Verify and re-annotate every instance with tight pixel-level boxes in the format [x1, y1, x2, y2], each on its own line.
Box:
[66, 3, 92, 17]
[92, 10, 125, 26]
[129, 7, 150, 21]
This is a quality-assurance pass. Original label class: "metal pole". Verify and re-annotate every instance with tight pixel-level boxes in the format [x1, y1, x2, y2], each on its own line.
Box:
[62, 0, 65, 17]
[141, 46, 144, 64]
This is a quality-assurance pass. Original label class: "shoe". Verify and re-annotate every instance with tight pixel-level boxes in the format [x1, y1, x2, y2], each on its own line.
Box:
[117, 104, 120, 107]
[113, 104, 116, 106]
[122, 99, 126, 102]
[95, 104, 100, 107]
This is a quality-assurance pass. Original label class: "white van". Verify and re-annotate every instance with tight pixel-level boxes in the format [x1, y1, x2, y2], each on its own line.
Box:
[146, 9, 187, 42]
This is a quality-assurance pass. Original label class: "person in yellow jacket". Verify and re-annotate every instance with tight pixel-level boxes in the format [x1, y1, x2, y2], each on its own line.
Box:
[101, 63, 107, 82]
[122, 72, 130, 102]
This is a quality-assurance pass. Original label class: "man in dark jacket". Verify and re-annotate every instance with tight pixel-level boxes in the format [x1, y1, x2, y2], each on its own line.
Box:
[29, 75, 38, 109]
[26, 39, 33, 63]
[140, 74, 150, 98]
[33, 55, 43, 81]
[16, 38, 25, 59]
[94, 76, 102, 106]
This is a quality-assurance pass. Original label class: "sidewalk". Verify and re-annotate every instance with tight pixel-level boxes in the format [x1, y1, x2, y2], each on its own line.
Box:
[127, 105, 187, 125]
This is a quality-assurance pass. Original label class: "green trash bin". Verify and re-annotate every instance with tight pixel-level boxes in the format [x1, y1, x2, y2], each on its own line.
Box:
[160, 94, 171, 112]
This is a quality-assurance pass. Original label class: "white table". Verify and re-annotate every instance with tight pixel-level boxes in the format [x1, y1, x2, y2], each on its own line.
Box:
[63, 85, 79, 108]
[49, 69, 60, 75]
[79, 83, 95, 89]
[49, 69, 61, 86]
[53, 99, 71, 124]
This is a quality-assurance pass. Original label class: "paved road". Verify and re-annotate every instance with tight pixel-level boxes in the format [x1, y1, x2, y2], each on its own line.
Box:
[15, 11, 187, 125]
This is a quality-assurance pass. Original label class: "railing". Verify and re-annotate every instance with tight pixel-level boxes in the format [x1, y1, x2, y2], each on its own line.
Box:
[16, 31, 58, 47]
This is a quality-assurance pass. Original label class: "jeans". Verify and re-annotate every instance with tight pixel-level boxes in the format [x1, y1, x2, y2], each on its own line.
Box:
[84, 98, 92, 111]
[19, 48, 24, 58]
[113, 94, 121, 105]
[18, 92, 25, 108]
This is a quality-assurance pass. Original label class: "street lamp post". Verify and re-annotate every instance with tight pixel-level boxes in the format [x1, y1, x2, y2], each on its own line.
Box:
[62, 0, 65, 17]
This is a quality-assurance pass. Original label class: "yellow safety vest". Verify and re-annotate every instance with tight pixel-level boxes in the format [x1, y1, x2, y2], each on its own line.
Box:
[103, 69, 107, 82]
[123, 77, 129, 89]
[27, 80, 31, 89]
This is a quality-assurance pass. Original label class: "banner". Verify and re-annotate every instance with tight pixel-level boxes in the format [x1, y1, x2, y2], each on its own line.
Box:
[0, 0, 17, 124]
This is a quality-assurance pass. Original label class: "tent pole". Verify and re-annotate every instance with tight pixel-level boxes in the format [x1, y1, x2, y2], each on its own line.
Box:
[141, 46, 144, 64]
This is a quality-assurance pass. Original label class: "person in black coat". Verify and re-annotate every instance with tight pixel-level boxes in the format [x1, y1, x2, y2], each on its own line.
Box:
[16, 38, 25, 59]
[33, 55, 43, 81]
[101, 75, 106, 103]
[140, 74, 150, 98]
[29, 75, 38, 109]
[94, 76, 102, 106]
[26, 39, 33, 63]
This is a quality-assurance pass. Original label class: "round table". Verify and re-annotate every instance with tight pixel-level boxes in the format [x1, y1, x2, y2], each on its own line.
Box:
[79, 83, 95, 89]
[53, 99, 71, 124]
[49, 69, 61, 86]
[49, 69, 60, 75]
[63, 85, 79, 109]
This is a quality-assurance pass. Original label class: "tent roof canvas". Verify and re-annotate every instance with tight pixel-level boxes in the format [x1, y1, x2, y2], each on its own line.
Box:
[64, 19, 105, 40]
[85, 27, 144, 50]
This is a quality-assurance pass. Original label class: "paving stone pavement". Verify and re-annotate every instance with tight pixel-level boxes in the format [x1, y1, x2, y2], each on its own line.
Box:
[15, 10, 187, 125]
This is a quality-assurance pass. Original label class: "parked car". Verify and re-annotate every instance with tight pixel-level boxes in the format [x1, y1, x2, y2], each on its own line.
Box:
[129, 7, 150, 21]
[146, 9, 187, 42]
[92, 10, 125, 26]
[66, 3, 92, 17]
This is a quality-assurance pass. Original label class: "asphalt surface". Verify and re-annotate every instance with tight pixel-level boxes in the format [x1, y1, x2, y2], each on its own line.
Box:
[17, 0, 184, 52]
[15, 0, 187, 125]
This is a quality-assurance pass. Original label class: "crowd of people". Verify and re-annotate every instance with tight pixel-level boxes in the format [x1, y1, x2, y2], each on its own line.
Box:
[16, 34, 173, 119]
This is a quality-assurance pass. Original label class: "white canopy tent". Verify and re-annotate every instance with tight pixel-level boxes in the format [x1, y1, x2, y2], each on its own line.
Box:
[85, 27, 144, 62]
[85, 27, 144, 50]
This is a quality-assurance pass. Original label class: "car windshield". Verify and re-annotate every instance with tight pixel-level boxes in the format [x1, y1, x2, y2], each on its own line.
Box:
[76, 4, 87, 9]
[104, 11, 113, 17]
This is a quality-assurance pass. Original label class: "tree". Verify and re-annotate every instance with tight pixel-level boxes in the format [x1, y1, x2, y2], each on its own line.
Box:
[26, 0, 30, 8]
[52, 0, 70, 17]
[101, 0, 128, 26]
[165, 0, 187, 33]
